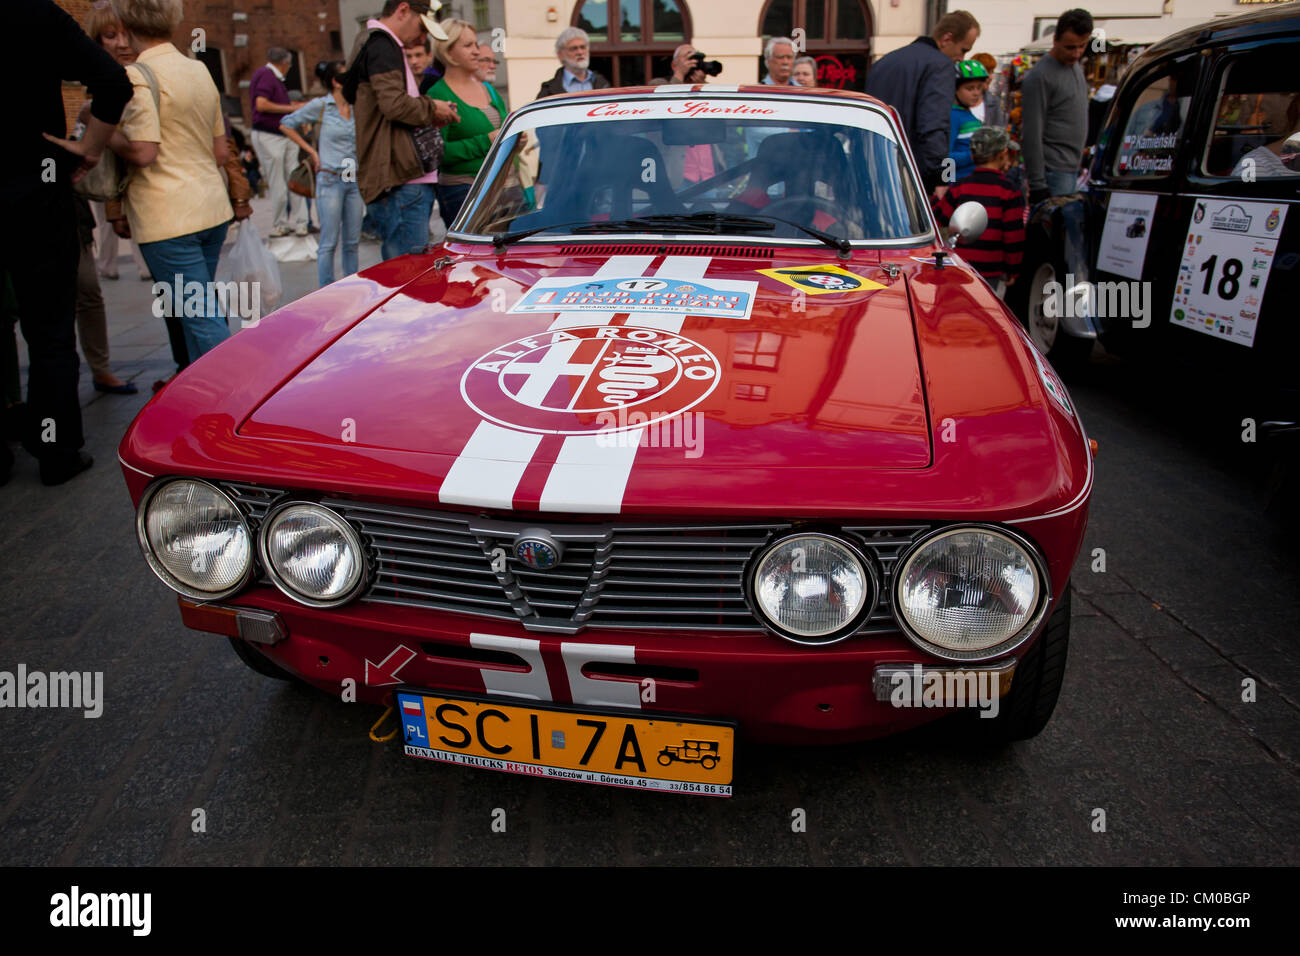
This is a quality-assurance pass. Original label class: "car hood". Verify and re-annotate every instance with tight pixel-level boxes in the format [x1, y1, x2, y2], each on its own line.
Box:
[238, 248, 931, 491]
[123, 244, 1090, 520]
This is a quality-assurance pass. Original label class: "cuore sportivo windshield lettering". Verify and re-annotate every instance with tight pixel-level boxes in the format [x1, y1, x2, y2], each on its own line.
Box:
[586, 101, 778, 118]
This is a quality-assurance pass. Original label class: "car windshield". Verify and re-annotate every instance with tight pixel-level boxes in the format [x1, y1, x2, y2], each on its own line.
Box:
[457, 97, 932, 243]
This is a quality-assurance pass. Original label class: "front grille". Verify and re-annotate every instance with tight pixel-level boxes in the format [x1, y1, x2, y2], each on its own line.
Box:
[222, 482, 927, 637]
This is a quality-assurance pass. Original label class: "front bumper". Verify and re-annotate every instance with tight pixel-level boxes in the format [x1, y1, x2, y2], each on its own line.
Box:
[180, 586, 1028, 745]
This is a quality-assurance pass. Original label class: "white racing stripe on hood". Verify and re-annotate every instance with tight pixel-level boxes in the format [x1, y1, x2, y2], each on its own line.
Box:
[438, 421, 542, 508]
[442, 255, 714, 512]
[440, 255, 657, 509]
[539, 431, 644, 513]
[540, 256, 713, 512]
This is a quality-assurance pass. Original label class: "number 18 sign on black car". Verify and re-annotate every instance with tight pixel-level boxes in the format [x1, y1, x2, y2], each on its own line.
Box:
[1171, 199, 1287, 348]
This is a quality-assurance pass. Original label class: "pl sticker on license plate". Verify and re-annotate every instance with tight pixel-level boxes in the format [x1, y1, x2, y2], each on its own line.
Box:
[396, 691, 735, 796]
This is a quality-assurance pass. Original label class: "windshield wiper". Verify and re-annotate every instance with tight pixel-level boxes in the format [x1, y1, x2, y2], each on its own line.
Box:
[493, 220, 600, 248]
[493, 216, 735, 248]
[631, 212, 778, 233]
[740, 214, 852, 257]
[491, 212, 779, 248]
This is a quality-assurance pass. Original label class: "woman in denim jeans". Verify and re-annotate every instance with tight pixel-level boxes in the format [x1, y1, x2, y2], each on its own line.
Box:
[110, 0, 234, 365]
[282, 61, 362, 287]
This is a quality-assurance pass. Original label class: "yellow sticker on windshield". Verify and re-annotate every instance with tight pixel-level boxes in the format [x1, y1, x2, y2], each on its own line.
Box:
[756, 264, 886, 295]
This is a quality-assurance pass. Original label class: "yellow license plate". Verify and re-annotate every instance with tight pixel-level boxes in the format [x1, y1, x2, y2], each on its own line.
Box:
[396, 691, 735, 796]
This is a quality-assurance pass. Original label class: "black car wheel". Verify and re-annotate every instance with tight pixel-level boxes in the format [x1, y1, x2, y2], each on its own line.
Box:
[974, 585, 1071, 742]
[1008, 250, 1095, 377]
[228, 637, 297, 682]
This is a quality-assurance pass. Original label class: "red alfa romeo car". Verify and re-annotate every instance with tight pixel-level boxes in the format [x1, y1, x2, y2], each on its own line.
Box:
[120, 85, 1093, 797]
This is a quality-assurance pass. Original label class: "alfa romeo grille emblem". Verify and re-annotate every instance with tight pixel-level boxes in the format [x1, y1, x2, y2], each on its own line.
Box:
[512, 529, 563, 570]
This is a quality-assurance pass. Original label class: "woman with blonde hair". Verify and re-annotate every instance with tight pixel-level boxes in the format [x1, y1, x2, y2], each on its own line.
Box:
[426, 19, 507, 226]
[64, 0, 142, 395]
[108, 0, 234, 362]
[82, 2, 150, 281]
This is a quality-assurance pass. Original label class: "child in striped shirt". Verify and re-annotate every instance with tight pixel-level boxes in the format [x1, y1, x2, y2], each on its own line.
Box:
[935, 125, 1026, 299]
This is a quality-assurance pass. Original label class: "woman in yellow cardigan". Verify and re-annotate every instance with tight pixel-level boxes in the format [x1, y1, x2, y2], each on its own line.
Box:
[426, 20, 507, 227]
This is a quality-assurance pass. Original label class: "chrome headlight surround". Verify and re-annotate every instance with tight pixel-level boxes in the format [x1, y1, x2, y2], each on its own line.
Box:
[258, 501, 369, 608]
[892, 524, 1051, 662]
[746, 531, 880, 646]
[136, 477, 254, 601]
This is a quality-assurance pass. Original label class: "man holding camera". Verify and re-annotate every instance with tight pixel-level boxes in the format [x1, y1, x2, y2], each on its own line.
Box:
[651, 45, 711, 86]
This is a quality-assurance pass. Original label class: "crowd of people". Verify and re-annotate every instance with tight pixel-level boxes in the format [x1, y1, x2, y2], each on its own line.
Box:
[864, 8, 1097, 295]
[1, 0, 501, 488]
[7, 0, 250, 486]
[5, 0, 1097, 488]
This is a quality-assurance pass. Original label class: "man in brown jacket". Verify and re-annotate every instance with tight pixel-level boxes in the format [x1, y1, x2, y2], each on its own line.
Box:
[344, 1, 457, 260]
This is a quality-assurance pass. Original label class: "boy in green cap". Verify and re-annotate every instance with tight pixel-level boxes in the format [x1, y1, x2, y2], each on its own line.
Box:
[948, 59, 989, 183]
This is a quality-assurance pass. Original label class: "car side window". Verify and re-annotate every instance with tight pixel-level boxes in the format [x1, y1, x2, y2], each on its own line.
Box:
[1203, 49, 1300, 179]
[1112, 60, 1196, 179]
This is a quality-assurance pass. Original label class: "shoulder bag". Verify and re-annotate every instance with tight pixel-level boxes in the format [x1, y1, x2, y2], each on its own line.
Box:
[74, 60, 160, 203]
[410, 121, 444, 174]
[288, 99, 325, 198]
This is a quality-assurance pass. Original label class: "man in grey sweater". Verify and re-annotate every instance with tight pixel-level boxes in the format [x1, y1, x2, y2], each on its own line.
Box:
[1021, 8, 1093, 204]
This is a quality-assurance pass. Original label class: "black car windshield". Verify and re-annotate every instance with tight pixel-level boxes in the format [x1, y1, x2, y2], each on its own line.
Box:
[457, 96, 932, 243]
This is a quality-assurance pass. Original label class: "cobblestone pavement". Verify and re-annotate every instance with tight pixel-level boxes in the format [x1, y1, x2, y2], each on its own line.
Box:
[2, 201, 1297, 865]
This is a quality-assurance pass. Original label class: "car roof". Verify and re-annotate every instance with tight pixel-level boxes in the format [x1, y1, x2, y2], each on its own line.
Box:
[1135, 2, 1300, 59]
[529, 83, 894, 113]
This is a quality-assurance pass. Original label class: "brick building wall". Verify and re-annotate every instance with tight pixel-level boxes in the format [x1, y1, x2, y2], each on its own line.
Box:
[58, 0, 94, 134]
[56, 0, 344, 133]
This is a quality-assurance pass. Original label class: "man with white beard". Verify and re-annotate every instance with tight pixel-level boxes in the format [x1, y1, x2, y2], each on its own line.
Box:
[536, 27, 611, 98]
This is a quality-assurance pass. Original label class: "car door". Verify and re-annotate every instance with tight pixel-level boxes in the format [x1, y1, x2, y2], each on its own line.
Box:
[1178, 35, 1300, 393]
[1085, 52, 1203, 356]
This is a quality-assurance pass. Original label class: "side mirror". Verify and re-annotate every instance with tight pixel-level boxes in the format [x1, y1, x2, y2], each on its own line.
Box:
[948, 201, 988, 244]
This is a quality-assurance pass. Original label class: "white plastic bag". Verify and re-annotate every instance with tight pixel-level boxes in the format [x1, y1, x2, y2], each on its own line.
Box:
[215, 221, 282, 326]
[266, 233, 318, 263]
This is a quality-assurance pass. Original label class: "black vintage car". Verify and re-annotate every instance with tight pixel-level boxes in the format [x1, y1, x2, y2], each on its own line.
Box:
[1012, 3, 1300, 414]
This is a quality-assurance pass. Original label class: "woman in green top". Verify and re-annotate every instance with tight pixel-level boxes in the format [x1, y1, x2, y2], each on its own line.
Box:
[427, 19, 507, 227]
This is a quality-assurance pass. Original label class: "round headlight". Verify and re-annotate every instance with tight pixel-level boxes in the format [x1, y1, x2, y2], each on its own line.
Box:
[750, 534, 876, 643]
[138, 479, 252, 600]
[260, 503, 366, 606]
[894, 526, 1047, 661]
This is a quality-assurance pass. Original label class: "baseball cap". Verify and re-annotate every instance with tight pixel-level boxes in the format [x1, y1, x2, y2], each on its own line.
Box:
[406, 1, 449, 40]
[970, 125, 1014, 160]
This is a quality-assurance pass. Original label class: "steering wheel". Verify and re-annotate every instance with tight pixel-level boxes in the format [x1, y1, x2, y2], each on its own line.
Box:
[758, 195, 857, 236]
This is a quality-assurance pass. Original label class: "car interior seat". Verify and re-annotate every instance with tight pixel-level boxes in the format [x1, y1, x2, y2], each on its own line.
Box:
[726, 131, 854, 220]
[557, 133, 686, 221]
